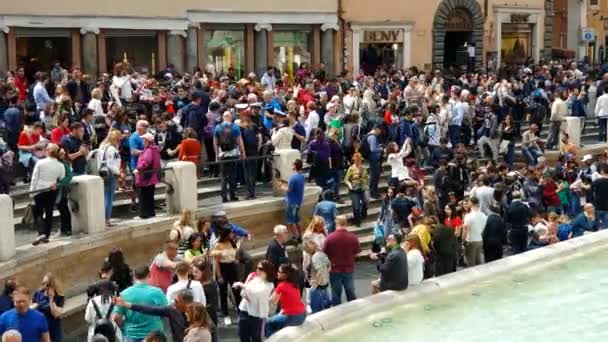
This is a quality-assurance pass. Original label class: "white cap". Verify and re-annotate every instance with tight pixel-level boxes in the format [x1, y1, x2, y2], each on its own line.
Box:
[582, 154, 593, 162]
[141, 133, 155, 142]
[273, 224, 288, 235]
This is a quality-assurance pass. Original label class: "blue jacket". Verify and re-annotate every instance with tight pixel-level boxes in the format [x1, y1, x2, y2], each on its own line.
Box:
[570, 213, 600, 237]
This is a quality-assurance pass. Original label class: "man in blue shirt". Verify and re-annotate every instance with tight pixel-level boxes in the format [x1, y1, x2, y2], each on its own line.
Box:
[0, 287, 50, 342]
[129, 120, 148, 170]
[279, 159, 305, 242]
[113, 266, 168, 342]
[213, 111, 245, 202]
[367, 126, 383, 198]
[449, 92, 465, 147]
[33, 72, 53, 114]
[2, 95, 22, 150]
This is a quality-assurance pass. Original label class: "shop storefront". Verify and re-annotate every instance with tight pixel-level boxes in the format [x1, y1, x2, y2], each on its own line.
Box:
[105, 30, 158, 74]
[350, 23, 412, 76]
[15, 28, 74, 81]
[204, 25, 245, 79]
[272, 26, 313, 78]
[494, 7, 543, 69]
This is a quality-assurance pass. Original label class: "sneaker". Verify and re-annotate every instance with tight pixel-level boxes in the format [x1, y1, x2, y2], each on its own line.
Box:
[32, 235, 46, 246]
[223, 316, 232, 326]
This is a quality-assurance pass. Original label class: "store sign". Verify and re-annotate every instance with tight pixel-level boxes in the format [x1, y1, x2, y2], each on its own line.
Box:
[362, 30, 403, 43]
[446, 8, 473, 32]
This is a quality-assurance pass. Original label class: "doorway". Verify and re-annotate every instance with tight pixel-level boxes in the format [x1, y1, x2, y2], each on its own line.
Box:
[444, 31, 471, 67]
[359, 43, 402, 75]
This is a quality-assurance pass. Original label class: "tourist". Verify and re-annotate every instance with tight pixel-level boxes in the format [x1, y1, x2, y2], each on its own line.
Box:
[33, 72, 53, 114]
[149, 241, 179, 293]
[183, 303, 212, 342]
[112, 266, 168, 341]
[591, 164, 608, 227]
[134, 132, 161, 219]
[264, 264, 306, 338]
[595, 86, 608, 142]
[277, 159, 306, 242]
[32, 274, 64, 342]
[239, 110, 261, 199]
[0, 281, 16, 316]
[366, 126, 383, 198]
[84, 280, 122, 342]
[114, 289, 193, 342]
[234, 260, 276, 342]
[49, 115, 70, 144]
[521, 124, 543, 166]
[97, 129, 122, 226]
[18, 122, 46, 183]
[54, 148, 72, 237]
[129, 120, 149, 173]
[547, 89, 567, 150]
[344, 152, 369, 226]
[431, 221, 460, 276]
[191, 259, 219, 342]
[505, 191, 532, 254]
[60, 121, 89, 176]
[371, 234, 408, 293]
[30, 143, 65, 246]
[313, 190, 338, 233]
[482, 202, 507, 262]
[211, 225, 241, 326]
[184, 233, 205, 262]
[266, 225, 290, 271]
[170, 209, 196, 258]
[308, 128, 331, 191]
[166, 261, 206, 305]
[405, 234, 424, 287]
[106, 249, 133, 293]
[462, 197, 487, 267]
[214, 111, 245, 203]
[302, 216, 328, 283]
[1, 330, 22, 342]
[0, 287, 50, 342]
[571, 203, 601, 237]
[323, 215, 360, 306]
[470, 176, 494, 215]
[177, 128, 202, 167]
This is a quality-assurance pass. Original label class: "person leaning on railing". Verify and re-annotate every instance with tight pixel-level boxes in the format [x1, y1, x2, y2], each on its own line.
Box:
[31, 143, 65, 246]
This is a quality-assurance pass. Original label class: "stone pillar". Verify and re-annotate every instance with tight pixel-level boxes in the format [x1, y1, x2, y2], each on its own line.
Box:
[167, 30, 186, 74]
[69, 175, 105, 235]
[71, 29, 82, 69]
[565, 117, 582, 146]
[165, 161, 198, 214]
[254, 24, 272, 78]
[0, 28, 8, 77]
[0, 195, 15, 261]
[186, 26, 199, 73]
[157, 31, 168, 74]
[80, 28, 99, 78]
[544, 0, 554, 61]
[321, 24, 339, 76]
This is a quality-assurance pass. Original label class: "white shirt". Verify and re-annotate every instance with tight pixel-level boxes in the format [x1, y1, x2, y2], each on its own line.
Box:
[238, 275, 274, 318]
[407, 249, 424, 286]
[30, 157, 65, 193]
[464, 209, 487, 242]
[387, 141, 412, 181]
[595, 93, 608, 118]
[166, 279, 206, 306]
[88, 98, 105, 117]
[112, 75, 133, 101]
[304, 111, 320, 140]
[84, 296, 123, 342]
[96, 145, 121, 176]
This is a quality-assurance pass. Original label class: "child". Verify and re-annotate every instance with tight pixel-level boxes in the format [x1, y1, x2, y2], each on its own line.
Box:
[557, 178, 570, 215]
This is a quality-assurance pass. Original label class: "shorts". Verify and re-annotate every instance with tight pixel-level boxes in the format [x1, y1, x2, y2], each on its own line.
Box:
[286, 204, 301, 225]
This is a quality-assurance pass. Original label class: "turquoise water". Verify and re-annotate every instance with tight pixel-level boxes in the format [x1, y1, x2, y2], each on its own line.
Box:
[317, 248, 608, 342]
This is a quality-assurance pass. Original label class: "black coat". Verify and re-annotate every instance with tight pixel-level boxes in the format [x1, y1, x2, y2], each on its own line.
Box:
[66, 79, 91, 104]
[378, 247, 408, 291]
[505, 200, 532, 229]
[483, 213, 507, 245]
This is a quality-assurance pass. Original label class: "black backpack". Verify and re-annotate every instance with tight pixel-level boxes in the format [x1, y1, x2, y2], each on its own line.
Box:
[359, 134, 372, 160]
[218, 124, 237, 152]
[91, 300, 117, 342]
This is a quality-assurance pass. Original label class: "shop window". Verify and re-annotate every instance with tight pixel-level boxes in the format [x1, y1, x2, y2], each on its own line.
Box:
[272, 30, 312, 79]
[204, 29, 245, 79]
[105, 31, 157, 74]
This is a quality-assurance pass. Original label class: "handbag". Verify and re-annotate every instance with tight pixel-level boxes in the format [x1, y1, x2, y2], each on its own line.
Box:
[22, 203, 34, 225]
[98, 147, 111, 179]
[499, 140, 510, 155]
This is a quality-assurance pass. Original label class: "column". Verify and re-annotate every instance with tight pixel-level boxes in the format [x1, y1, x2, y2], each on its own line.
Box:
[254, 24, 272, 79]
[245, 24, 255, 75]
[197, 25, 206, 71]
[157, 31, 168, 73]
[69, 175, 105, 235]
[7, 27, 16, 72]
[71, 29, 82, 68]
[321, 23, 339, 76]
[165, 161, 198, 214]
[167, 30, 186, 74]
[98, 30, 107, 74]
[495, 13, 502, 71]
[80, 28, 99, 78]
[0, 195, 15, 261]
[186, 25, 199, 73]
[352, 28, 361, 76]
[312, 25, 321, 67]
[0, 27, 8, 76]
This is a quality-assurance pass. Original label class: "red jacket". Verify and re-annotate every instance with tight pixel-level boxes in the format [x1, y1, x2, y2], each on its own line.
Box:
[323, 228, 361, 273]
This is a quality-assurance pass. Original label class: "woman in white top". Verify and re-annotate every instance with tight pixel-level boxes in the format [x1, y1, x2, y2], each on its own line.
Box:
[271, 115, 294, 150]
[405, 234, 425, 287]
[84, 280, 122, 342]
[302, 216, 328, 281]
[97, 129, 122, 227]
[31, 143, 65, 246]
[233, 260, 275, 342]
[87, 88, 105, 118]
[385, 142, 412, 186]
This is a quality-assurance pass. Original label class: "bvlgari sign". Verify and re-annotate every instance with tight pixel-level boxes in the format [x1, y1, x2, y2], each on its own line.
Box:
[362, 30, 403, 44]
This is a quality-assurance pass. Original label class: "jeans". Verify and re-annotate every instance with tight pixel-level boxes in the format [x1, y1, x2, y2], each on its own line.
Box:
[220, 157, 239, 200]
[599, 117, 608, 142]
[505, 143, 515, 169]
[596, 210, 608, 229]
[522, 146, 543, 166]
[310, 286, 331, 313]
[329, 272, 356, 306]
[33, 190, 57, 238]
[368, 157, 382, 197]
[448, 124, 461, 147]
[264, 313, 306, 337]
[104, 176, 117, 221]
[477, 136, 498, 161]
[330, 169, 342, 200]
[243, 159, 257, 198]
[239, 311, 264, 342]
[349, 190, 367, 223]
[546, 121, 561, 148]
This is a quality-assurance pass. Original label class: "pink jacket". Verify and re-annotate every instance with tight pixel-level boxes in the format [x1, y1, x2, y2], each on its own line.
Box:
[135, 145, 161, 187]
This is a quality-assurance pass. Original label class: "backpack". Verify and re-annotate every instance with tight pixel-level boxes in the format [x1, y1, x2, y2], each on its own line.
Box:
[218, 124, 237, 152]
[359, 134, 372, 160]
[91, 300, 117, 342]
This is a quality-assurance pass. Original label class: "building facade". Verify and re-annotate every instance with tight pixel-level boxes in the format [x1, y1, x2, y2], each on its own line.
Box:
[0, 0, 341, 78]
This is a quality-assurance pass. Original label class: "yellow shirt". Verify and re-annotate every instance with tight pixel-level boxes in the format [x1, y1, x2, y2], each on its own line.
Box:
[412, 224, 432, 255]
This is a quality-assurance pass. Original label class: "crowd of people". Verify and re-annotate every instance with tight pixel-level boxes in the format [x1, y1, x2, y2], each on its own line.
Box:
[2, 56, 608, 341]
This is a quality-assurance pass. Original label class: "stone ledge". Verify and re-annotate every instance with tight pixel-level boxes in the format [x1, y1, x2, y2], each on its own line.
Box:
[269, 229, 608, 341]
